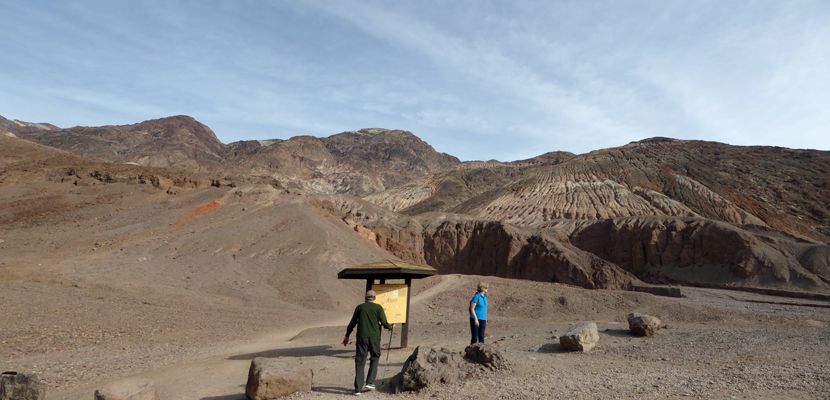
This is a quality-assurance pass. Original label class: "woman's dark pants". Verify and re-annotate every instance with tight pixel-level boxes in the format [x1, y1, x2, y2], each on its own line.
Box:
[470, 318, 487, 344]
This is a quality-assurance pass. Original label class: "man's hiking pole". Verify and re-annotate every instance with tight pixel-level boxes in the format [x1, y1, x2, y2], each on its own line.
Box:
[381, 327, 394, 384]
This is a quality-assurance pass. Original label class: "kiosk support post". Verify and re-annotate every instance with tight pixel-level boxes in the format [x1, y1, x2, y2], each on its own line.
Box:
[401, 278, 411, 348]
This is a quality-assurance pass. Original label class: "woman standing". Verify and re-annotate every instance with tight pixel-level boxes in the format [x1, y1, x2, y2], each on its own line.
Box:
[469, 282, 489, 344]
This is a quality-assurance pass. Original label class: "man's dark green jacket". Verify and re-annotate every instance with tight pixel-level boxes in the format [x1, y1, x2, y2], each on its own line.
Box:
[345, 301, 392, 338]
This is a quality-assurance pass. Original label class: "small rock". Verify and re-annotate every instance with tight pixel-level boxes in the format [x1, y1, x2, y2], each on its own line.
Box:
[627, 313, 662, 337]
[94, 378, 158, 400]
[559, 321, 599, 352]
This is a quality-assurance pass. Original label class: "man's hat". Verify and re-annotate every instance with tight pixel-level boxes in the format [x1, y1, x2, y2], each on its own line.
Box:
[366, 290, 376, 300]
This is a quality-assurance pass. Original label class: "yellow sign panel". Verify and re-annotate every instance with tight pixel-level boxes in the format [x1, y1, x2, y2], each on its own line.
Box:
[372, 284, 408, 324]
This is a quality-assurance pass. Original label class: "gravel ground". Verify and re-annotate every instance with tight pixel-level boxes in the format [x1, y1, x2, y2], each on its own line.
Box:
[274, 281, 830, 400]
[4, 275, 829, 400]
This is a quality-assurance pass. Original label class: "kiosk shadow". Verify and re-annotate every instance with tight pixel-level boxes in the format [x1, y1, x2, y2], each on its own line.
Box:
[229, 345, 353, 361]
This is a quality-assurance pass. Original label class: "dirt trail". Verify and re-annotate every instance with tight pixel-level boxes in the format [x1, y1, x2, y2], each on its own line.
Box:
[410, 274, 461, 305]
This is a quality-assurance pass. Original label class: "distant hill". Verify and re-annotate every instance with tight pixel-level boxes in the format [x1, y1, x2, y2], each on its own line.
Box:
[0, 114, 60, 136]
[11, 116, 460, 197]
[224, 128, 460, 197]
[8, 115, 226, 172]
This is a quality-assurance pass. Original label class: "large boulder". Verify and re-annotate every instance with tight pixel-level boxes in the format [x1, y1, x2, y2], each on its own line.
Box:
[464, 343, 506, 370]
[392, 346, 479, 392]
[559, 321, 599, 352]
[628, 313, 662, 337]
[0, 372, 45, 400]
[245, 357, 313, 400]
[94, 378, 158, 400]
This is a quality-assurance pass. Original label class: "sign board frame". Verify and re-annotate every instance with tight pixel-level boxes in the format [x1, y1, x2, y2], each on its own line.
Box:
[372, 284, 408, 324]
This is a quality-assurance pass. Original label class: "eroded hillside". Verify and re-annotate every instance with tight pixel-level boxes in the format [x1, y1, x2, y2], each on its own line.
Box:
[366, 138, 830, 243]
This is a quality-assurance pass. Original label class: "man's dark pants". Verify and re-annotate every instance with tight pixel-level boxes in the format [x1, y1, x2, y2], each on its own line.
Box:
[354, 336, 382, 392]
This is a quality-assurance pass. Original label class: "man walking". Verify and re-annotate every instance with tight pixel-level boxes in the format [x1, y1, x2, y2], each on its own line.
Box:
[343, 290, 394, 396]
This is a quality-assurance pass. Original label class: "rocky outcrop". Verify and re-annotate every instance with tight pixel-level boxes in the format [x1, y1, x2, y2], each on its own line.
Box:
[543, 217, 830, 290]
[627, 313, 661, 337]
[464, 343, 506, 370]
[559, 321, 599, 352]
[363, 214, 639, 290]
[392, 346, 479, 392]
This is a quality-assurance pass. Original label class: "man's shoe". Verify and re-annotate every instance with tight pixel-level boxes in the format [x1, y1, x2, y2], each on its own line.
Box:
[353, 391, 361, 396]
[365, 384, 375, 391]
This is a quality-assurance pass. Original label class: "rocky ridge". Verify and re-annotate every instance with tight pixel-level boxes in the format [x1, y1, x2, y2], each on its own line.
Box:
[7, 115, 226, 172]
[224, 128, 461, 197]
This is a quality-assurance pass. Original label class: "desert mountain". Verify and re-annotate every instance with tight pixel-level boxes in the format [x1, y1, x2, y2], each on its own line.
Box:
[4, 115, 830, 295]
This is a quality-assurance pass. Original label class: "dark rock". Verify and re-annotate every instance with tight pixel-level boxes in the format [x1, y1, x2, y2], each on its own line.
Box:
[392, 346, 479, 392]
[0, 372, 45, 400]
[464, 343, 506, 370]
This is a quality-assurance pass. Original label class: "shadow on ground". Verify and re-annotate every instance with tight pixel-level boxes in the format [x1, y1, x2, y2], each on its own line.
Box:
[600, 328, 637, 338]
[532, 343, 569, 353]
[200, 394, 246, 400]
[229, 345, 353, 360]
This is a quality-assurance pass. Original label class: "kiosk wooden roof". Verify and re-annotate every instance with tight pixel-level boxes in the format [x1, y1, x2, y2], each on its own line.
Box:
[337, 259, 438, 280]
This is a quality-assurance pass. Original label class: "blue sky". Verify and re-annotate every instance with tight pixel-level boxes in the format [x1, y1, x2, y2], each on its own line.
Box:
[2, 1, 829, 161]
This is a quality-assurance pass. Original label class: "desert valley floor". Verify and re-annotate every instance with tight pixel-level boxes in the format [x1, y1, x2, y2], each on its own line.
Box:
[3, 274, 829, 400]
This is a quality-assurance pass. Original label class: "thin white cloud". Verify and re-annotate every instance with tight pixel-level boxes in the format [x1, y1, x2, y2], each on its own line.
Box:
[1, 1, 828, 161]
